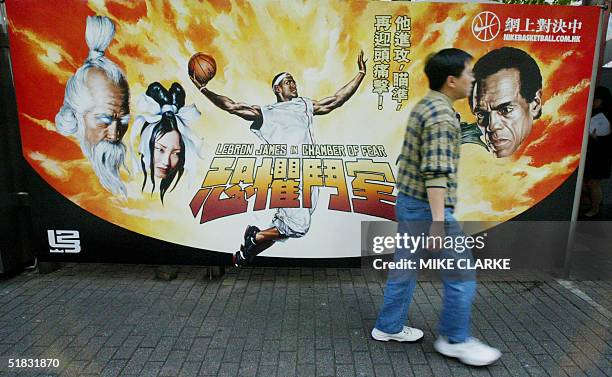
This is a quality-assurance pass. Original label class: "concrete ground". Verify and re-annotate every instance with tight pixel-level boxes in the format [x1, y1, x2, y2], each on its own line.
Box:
[0, 264, 610, 377]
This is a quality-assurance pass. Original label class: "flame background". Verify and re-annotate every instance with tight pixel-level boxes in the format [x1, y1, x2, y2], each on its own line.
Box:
[5, 0, 600, 257]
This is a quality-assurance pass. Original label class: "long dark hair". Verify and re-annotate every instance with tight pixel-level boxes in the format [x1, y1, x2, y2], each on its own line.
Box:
[593, 86, 612, 123]
[140, 82, 186, 203]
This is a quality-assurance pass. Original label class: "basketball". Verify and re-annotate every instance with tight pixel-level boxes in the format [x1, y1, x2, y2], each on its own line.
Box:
[188, 53, 216, 86]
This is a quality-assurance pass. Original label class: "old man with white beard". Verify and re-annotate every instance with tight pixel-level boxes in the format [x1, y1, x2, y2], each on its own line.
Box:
[55, 15, 130, 197]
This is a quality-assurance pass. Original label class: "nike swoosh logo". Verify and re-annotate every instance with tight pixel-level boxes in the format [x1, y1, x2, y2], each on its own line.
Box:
[474, 24, 495, 33]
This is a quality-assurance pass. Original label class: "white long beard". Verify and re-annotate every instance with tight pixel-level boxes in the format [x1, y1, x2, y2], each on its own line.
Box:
[84, 139, 128, 197]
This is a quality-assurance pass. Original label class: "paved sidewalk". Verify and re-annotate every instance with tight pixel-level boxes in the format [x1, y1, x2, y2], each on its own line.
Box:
[0, 264, 610, 377]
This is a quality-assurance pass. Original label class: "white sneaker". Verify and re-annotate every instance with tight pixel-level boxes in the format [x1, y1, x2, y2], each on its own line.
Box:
[434, 336, 501, 366]
[371, 326, 424, 342]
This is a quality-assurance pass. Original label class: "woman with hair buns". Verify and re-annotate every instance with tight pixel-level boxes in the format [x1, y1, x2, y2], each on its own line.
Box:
[131, 82, 202, 203]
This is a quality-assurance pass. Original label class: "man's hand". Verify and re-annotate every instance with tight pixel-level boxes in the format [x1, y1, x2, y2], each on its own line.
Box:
[426, 221, 445, 251]
[189, 74, 207, 91]
[358, 50, 367, 74]
[312, 50, 367, 115]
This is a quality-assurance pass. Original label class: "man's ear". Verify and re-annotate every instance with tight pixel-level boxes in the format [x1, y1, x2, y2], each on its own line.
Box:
[273, 85, 280, 95]
[446, 75, 457, 89]
[529, 89, 543, 119]
[470, 82, 479, 113]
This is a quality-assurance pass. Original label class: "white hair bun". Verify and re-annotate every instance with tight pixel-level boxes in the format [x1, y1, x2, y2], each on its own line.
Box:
[85, 16, 115, 62]
[55, 104, 79, 135]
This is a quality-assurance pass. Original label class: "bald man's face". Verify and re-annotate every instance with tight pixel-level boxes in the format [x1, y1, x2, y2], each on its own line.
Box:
[82, 69, 130, 146]
[472, 68, 542, 158]
[274, 74, 298, 102]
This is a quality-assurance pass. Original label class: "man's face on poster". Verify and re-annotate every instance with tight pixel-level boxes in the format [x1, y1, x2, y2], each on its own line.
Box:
[274, 74, 299, 101]
[472, 68, 542, 158]
[73, 68, 130, 197]
[82, 69, 130, 146]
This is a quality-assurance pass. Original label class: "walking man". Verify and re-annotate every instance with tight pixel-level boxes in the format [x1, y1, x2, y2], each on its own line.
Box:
[371, 48, 501, 367]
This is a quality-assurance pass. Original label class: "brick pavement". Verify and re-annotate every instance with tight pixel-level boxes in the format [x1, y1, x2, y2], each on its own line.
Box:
[0, 264, 610, 377]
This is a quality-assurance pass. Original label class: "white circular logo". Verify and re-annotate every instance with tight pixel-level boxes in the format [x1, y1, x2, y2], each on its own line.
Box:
[472, 11, 501, 42]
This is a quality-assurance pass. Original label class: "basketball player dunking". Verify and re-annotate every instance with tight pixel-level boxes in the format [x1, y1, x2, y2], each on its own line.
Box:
[189, 51, 367, 266]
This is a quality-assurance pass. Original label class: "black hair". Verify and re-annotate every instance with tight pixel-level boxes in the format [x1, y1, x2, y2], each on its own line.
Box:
[471, 47, 542, 116]
[593, 85, 612, 122]
[271, 72, 287, 88]
[424, 48, 473, 91]
[140, 82, 186, 204]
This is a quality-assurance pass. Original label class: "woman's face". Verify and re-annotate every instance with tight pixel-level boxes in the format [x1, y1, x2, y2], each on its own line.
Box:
[594, 98, 603, 110]
[153, 130, 181, 179]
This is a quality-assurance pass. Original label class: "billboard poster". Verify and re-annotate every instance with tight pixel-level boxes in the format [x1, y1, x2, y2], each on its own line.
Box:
[5, 0, 600, 260]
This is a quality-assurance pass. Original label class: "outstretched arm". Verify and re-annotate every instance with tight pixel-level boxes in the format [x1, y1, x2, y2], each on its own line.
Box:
[190, 76, 262, 122]
[312, 50, 367, 115]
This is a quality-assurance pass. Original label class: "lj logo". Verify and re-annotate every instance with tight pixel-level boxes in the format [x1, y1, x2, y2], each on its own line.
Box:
[47, 230, 81, 253]
[472, 11, 501, 42]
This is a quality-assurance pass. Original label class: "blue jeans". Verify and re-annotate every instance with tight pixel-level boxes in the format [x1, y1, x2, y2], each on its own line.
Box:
[374, 192, 476, 343]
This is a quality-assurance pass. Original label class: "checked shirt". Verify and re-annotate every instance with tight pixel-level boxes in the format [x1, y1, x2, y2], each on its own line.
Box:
[396, 90, 461, 207]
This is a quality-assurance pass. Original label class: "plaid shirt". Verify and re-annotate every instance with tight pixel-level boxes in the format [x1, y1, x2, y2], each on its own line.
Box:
[396, 90, 461, 207]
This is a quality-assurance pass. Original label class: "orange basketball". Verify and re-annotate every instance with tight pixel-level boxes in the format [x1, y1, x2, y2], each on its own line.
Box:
[188, 53, 217, 86]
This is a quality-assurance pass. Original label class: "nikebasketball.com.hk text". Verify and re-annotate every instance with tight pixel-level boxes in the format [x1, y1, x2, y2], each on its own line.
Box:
[503, 34, 581, 43]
